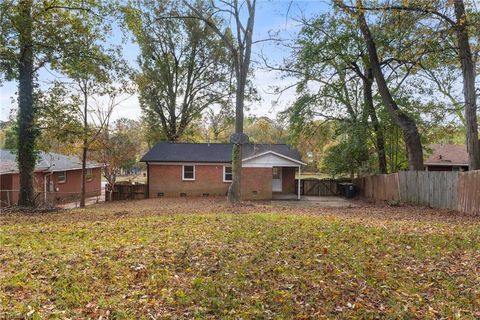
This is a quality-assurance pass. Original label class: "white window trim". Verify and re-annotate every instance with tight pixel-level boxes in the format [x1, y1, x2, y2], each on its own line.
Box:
[182, 165, 195, 181]
[223, 165, 232, 182]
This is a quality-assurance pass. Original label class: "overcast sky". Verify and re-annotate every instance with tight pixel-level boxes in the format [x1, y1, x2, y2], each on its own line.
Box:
[0, 1, 330, 122]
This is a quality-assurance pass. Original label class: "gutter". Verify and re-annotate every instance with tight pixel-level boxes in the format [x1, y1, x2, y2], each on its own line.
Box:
[43, 171, 53, 204]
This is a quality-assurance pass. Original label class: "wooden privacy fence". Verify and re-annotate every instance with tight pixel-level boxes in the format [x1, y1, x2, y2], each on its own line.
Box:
[107, 184, 147, 201]
[297, 179, 347, 196]
[354, 170, 480, 215]
[398, 171, 458, 210]
[457, 170, 480, 215]
[354, 174, 399, 201]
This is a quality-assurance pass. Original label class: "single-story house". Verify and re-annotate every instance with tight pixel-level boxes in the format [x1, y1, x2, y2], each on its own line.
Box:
[141, 143, 306, 200]
[0, 149, 102, 206]
[424, 144, 469, 172]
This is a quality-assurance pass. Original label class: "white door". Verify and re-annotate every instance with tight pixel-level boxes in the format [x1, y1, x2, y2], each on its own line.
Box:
[272, 167, 282, 192]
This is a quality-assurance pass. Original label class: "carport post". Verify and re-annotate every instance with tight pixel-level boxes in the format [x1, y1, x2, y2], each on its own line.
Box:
[297, 165, 301, 200]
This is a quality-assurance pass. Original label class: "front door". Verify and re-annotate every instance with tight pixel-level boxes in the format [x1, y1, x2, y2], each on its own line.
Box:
[272, 167, 282, 192]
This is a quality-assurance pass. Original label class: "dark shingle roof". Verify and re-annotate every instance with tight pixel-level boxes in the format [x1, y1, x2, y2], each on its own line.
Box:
[140, 143, 302, 163]
[141, 143, 233, 163]
[0, 149, 102, 174]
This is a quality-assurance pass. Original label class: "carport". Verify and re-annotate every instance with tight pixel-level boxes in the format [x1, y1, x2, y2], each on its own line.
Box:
[242, 151, 306, 200]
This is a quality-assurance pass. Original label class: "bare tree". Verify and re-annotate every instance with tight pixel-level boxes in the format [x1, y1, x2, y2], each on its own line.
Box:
[125, 1, 233, 142]
[186, 0, 256, 202]
[204, 107, 234, 142]
[78, 90, 124, 207]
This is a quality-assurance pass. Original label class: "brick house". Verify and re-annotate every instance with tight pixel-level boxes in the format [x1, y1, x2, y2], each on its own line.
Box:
[141, 143, 306, 200]
[0, 149, 102, 206]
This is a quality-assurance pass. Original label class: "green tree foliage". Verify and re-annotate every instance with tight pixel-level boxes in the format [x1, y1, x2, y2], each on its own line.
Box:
[335, 0, 479, 170]
[281, 6, 467, 176]
[34, 84, 84, 153]
[0, 121, 18, 151]
[0, 0, 116, 206]
[282, 14, 378, 175]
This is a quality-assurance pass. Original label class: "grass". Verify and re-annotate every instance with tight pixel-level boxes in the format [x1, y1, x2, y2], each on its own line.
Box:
[1, 198, 480, 319]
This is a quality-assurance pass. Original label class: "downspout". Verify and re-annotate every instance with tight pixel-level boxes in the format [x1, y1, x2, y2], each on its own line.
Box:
[44, 171, 53, 204]
[43, 163, 55, 205]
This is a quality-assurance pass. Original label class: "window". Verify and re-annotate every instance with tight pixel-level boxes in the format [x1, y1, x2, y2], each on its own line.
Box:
[272, 167, 280, 179]
[182, 165, 195, 180]
[86, 168, 93, 182]
[223, 166, 232, 182]
[58, 171, 67, 183]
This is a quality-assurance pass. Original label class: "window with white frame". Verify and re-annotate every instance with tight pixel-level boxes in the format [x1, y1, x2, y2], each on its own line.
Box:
[182, 165, 195, 180]
[58, 171, 67, 183]
[223, 166, 232, 182]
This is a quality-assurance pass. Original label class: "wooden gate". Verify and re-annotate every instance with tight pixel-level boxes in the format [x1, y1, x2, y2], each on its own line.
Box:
[297, 179, 347, 196]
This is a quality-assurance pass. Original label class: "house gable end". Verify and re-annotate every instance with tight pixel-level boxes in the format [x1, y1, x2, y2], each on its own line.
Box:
[242, 151, 305, 168]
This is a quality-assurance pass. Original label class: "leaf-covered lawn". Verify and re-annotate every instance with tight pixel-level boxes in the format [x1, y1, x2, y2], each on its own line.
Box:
[1, 198, 480, 319]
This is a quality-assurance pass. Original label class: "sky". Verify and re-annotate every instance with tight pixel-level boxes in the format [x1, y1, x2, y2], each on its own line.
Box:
[0, 1, 331, 123]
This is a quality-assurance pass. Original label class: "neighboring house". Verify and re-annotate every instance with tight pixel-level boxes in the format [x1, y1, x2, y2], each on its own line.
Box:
[424, 144, 469, 172]
[0, 149, 102, 206]
[141, 143, 306, 200]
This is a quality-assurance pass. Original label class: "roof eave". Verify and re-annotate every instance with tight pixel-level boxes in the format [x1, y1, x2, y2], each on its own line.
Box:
[424, 163, 468, 166]
[242, 150, 307, 166]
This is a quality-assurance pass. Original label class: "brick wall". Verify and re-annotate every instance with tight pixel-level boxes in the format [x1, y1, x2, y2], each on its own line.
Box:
[1, 168, 101, 206]
[0, 174, 14, 206]
[148, 164, 274, 200]
[48, 168, 102, 202]
[241, 167, 272, 200]
[148, 164, 230, 197]
[1, 172, 44, 206]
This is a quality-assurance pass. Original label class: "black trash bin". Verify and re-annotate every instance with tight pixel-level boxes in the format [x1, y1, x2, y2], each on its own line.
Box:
[339, 182, 356, 199]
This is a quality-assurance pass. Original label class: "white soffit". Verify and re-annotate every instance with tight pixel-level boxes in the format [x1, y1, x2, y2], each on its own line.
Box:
[242, 151, 305, 168]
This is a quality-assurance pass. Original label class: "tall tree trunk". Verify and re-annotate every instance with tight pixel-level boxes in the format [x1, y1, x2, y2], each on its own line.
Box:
[228, 71, 245, 203]
[17, 0, 36, 207]
[80, 140, 87, 207]
[185, 0, 256, 203]
[80, 89, 88, 207]
[364, 67, 387, 173]
[227, 1, 255, 203]
[355, 3, 424, 170]
[454, 0, 480, 170]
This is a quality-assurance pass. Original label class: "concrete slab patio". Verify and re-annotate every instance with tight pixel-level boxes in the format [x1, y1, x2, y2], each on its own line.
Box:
[272, 194, 357, 208]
